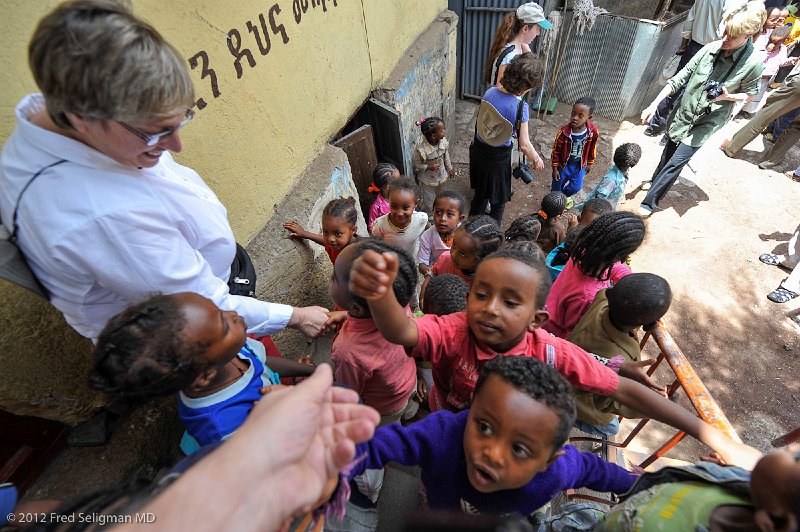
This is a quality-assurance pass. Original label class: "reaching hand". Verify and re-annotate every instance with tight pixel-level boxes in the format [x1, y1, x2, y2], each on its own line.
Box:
[415, 372, 428, 401]
[430, 162, 441, 172]
[283, 220, 306, 238]
[713, 438, 761, 471]
[710, 85, 730, 103]
[247, 365, 379, 513]
[552, 167, 560, 182]
[289, 306, 330, 337]
[566, 212, 579, 228]
[349, 250, 399, 300]
[641, 107, 655, 125]
[321, 310, 349, 334]
[259, 384, 289, 396]
[532, 154, 545, 171]
[129, 364, 380, 532]
[619, 359, 666, 395]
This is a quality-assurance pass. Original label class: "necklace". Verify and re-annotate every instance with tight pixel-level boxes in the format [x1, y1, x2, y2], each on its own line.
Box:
[386, 216, 409, 233]
[209, 358, 247, 392]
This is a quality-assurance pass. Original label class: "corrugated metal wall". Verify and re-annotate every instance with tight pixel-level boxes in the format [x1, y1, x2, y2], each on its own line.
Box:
[460, 0, 545, 99]
[456, 0, 688, 121]
[550, 12, 686, 120]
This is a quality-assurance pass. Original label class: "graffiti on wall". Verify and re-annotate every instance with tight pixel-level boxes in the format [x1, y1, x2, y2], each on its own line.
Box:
[188, 0, 339, 110]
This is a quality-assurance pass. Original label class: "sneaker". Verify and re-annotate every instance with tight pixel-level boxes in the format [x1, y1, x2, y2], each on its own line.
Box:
[637, 205, 653, 217]
[641, 181, 652, 191]
[764, 132, 776, 143]
[758, 160, 776, 170]
[659, 135, 668, 146]
[643, 127, 663, 137]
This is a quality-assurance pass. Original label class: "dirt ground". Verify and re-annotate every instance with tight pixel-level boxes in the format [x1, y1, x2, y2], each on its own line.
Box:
[446, 97, 800, 457]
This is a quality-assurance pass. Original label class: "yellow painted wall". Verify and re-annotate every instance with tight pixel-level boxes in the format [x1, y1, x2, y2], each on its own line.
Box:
[0, 0, 446, 240]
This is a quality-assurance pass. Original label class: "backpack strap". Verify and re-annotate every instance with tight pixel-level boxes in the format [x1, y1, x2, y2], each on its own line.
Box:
[10, 159, 68, 242]
[492, 44, 516, 86]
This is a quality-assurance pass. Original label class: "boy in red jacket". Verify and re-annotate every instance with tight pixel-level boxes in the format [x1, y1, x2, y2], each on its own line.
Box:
[551, 97, 599, 199]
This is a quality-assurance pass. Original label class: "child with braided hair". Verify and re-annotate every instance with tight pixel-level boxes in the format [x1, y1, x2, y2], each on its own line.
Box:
[543, 212, 644, 339]
[546, 199, 613, 282]
[283, 197, 360, 264]
[424, 215, 504, 290]
[535, 191, 577, 253]
[504, 215, 542, 243]
[367, 162, 400, 233]
[412, 116, 453, 214]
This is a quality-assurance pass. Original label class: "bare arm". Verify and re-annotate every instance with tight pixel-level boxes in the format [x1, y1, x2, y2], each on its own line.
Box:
[117, 365, 378, 532]
[349, 250, 419, 347]
[519, 121, 545, 170]
[265, 356, 315, 378]
[641, 85, 673, 124]
[495, 64, 509, 89]
[283, 220, 325, 246]
[611, 377, 761, 469]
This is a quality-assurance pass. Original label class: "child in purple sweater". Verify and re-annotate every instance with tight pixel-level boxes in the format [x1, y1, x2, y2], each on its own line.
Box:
[343, 356, 636, 521]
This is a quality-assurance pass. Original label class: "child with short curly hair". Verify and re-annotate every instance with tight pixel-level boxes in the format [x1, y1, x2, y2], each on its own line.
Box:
[543, 212, 643, 339]
[578, 143, 641, 210]
[348, 244, 761, 470]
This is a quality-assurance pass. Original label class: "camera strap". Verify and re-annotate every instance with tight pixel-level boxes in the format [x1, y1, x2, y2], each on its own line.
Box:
[706, 40, 753, 88]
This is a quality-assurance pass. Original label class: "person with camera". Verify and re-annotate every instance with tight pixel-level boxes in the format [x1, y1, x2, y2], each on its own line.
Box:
[469, 53, 545, 225]
[637, 3, 767, 218]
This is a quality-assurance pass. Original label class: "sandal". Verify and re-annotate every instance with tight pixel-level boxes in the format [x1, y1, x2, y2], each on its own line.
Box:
[759, 253, 782, 266]
[767, 286, 800, 303]
[784, 170, 800, 182]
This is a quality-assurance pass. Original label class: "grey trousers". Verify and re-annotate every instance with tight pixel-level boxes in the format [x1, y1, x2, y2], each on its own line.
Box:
[725, 74, 800, 156]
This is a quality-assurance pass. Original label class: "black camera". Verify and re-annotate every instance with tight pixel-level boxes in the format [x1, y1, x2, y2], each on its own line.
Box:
[513, 161, 534, 184]
[703, 80, 725, 100]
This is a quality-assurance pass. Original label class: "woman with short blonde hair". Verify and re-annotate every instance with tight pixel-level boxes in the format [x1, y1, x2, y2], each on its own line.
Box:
[0, 0, 328, 341]
[637, 2, 767, 217]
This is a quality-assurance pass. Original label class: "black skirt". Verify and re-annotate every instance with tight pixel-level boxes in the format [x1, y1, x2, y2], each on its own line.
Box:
[469, 139, 513, 205]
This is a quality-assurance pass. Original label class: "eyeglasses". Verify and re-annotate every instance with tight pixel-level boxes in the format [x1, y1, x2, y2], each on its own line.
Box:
[118, 108, 195, 147]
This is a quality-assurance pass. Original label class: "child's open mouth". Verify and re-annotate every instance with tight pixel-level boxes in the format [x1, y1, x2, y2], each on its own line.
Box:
[469, 461, 498, 489]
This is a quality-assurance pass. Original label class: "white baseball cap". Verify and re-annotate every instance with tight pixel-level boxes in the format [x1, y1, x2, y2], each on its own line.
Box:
[517, 2, 553, 30]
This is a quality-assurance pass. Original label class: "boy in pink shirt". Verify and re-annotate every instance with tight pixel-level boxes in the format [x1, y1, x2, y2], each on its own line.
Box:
[543, 212, 641, 338]
[329, 239, 417, 424]
[349, 245, 761, 469]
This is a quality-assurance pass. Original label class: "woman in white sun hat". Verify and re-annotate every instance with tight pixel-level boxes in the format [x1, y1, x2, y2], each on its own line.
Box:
[483, 2, 553, 88]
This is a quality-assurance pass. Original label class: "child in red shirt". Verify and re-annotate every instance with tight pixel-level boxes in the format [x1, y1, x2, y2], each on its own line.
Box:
[283, 197, 359, 265]
[349, 245, 761, 469]
[329, 238, 417, 424]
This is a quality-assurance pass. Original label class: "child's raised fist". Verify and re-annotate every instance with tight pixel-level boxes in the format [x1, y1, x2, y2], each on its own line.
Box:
[349, 250, 399, 300]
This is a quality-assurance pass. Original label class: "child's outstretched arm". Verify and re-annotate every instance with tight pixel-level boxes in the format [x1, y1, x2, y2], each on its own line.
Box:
[283, 220, 325, 246]
[349, 250, 419, 347]
[611, 377, 761, 470]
